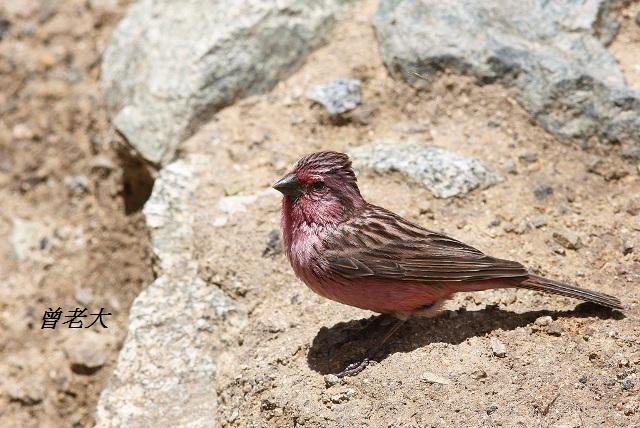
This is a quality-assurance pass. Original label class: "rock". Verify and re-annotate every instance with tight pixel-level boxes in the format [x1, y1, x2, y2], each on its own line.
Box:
[622, 239, 634, 255]
[64, 331, 110, 375]
[373, 0, 640, 146]
[552, 229, 583, 250]
[519, 153, 538, 164]
[535, 316, 553, 327]
[263, 229, 282, 257]
[102, 0, 352, 164]
[500, 159, 517, 175]
[96, 156, 247, 426]
[471, 369, 488, 380]
[306, 78, 362, 115]
[490, 337, 507, 358]
[533, 185, 553, 200]
[64, 175, 90, 195]
[636, 11, 640, 27]
[75, 287, 94, 306]
[5, 377, 45, 405]
[12, 123, 34, 140]
[90, 155, 116, 173]
[324, 374, 340, 387]
[330, 388, 355, 403]
[547, 321, 563, 336]
[349, 141, 501, 198]
[530, 215, 548, 228]
[621, 377, 635, 391]
[9, 218, 47, 261]
[420, 372, 451, 385]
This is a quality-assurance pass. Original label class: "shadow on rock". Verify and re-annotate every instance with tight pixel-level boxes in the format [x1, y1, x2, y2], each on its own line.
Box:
[307, 303, 624, 375]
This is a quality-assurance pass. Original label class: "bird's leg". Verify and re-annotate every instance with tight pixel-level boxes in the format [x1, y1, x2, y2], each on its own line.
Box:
[334, 317, 407, 378]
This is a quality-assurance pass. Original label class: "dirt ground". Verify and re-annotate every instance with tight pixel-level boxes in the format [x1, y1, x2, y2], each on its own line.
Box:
[175, 1, 639, 426]
[0, 1, 154, 427]
[1, 0, 639, 427]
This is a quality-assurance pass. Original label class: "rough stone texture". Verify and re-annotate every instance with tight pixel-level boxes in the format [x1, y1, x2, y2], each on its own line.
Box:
[349, 141, 501, 198]
[9, 218, 46, 261]
[373, 0, 640, 145]
[306, 78, 362, 114]
[95, 156, 246, 427]
[102, 0, 352, 164]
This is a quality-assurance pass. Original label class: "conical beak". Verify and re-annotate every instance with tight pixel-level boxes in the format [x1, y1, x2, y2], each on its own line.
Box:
[273, 173, 303, 198]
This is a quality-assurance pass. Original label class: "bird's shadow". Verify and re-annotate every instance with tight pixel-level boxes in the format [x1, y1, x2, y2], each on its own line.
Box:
[307, 303, 624, 375]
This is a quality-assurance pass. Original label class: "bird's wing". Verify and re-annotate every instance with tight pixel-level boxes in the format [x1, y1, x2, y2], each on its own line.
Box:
[323, 205, 528, 283]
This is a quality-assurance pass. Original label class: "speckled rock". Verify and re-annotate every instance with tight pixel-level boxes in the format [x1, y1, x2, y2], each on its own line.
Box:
[349, 141, 501, 198]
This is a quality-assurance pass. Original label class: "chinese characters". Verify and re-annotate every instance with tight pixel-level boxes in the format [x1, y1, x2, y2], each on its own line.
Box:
[41, 307, 112, 329]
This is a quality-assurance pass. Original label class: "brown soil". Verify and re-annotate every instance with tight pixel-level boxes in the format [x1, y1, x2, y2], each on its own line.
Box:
[0, 1, 153, 426]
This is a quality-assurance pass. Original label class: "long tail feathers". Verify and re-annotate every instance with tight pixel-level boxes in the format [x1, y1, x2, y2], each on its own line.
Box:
[520, 274, 623, 310]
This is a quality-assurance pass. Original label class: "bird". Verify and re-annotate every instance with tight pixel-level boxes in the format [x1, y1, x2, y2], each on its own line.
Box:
[273, 151, 623, 377]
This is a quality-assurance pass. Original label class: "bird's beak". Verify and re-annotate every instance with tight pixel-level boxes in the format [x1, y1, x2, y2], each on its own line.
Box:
[273, 173, 303, 199]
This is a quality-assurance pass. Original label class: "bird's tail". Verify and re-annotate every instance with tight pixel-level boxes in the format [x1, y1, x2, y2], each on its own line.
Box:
[520, 274, 623, 310]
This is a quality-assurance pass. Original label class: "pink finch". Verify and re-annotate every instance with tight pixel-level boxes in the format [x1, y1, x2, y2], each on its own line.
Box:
[274, 151, 622, 376]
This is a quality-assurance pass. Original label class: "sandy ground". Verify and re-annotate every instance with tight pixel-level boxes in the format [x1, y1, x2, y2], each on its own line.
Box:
[0, 0, 639, 426]
[0, 1, 153, 426]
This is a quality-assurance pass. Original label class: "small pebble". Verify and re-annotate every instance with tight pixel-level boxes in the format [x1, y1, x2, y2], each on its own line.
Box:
[491, 337, 507, 357]
[534, 185, 553, 200]
[530, 215, 547, 228]
[635, 11, 640, 27]
[306, 78, 361, 115]
[262, 229, 282, 257]
[330, 388, 355, 403]
[501, 159, 517, 175]
[552, 229, 583, 250]
[535, 316, 552, 327]
[420, 372, 451, 385]
[519, 153, 538, 164]
[547, 321, 563, 336]
[486, 404, 498, 415]
[471, 369, 487, 380]
[5, 377, 44, 405]
[89, 155, 115, 172]
[324, 374, 340, 388]
[64, 175, 90, 195]
[622, 378, 635, 391]
[622, 239, 634, 255]
[64, 332, 109, 375]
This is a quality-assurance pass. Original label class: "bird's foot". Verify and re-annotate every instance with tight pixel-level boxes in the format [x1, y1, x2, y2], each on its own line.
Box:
[334, 357, 370, 378]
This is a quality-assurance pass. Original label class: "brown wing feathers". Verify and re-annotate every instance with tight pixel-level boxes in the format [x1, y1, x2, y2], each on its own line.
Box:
[325, 204, 528, 283]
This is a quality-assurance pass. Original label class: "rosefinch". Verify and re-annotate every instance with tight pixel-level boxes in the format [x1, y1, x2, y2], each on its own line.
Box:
[274, 151, 622, 376]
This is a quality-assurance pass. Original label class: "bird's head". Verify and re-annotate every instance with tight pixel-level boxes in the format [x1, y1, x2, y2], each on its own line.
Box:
[273, 151, 365, 226]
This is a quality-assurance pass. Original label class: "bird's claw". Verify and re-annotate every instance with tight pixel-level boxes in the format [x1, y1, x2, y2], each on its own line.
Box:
[335, 357, 370, 378]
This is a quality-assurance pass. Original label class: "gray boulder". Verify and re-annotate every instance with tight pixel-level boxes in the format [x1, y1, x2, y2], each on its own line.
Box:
[373, 0, 640, 145]
[95, 157, 246, 427]
[102, 0, 352, 164]
[349, 141, 501, 198]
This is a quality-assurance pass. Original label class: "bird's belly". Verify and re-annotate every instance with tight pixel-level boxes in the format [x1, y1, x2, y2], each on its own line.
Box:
[305, 276, 448, 315]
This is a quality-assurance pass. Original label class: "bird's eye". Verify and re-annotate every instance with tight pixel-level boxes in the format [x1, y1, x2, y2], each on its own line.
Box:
[312, 181, 325, 191]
